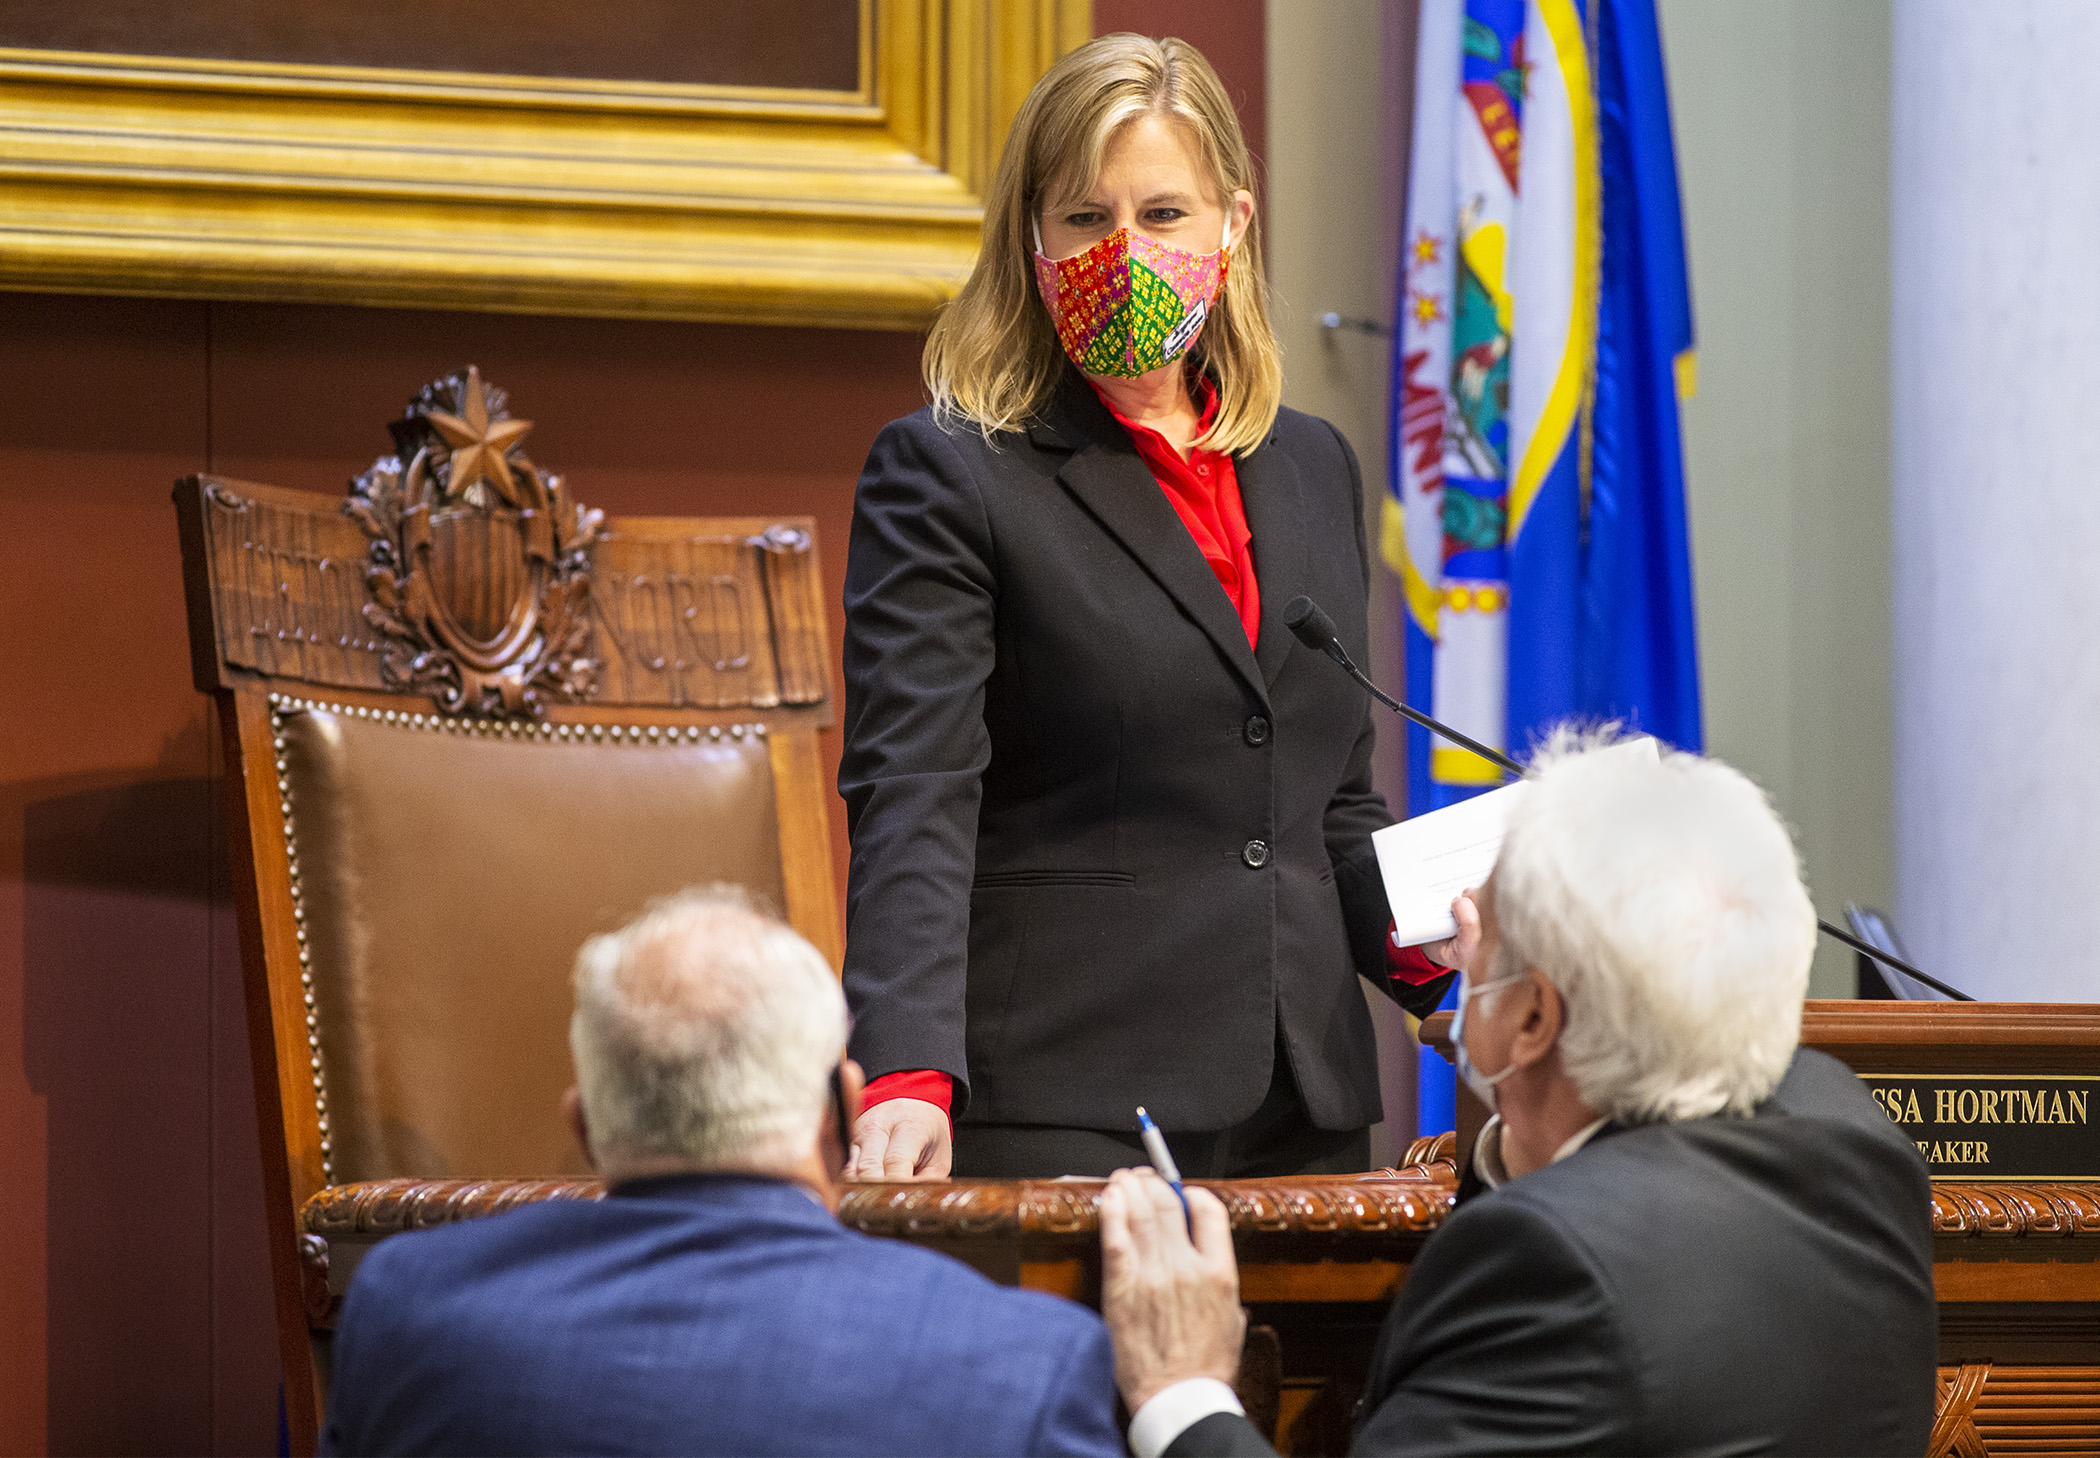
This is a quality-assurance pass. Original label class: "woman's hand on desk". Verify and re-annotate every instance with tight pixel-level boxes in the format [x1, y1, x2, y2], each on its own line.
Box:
[848, 1098, 953, 1181]
[1423, 889, 1483, 974]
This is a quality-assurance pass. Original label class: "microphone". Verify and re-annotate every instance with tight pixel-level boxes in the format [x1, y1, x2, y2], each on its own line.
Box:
[1282, 596, 1522, 776]
[1282, 595, 1974, 1001]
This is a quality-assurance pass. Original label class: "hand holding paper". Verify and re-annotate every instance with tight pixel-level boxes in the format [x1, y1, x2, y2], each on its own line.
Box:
[1374, 736, 1660, 947]
[1419, 889, 1483, 972]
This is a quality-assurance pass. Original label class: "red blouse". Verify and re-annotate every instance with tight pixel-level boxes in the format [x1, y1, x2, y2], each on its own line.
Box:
[1091, 377, 1262, 648]
[860, 383, 1445, 1126]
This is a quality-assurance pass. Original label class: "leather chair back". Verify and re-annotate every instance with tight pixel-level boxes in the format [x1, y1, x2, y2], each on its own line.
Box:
[278, 703, 787, 1183]
[175, 367, 838, 1449]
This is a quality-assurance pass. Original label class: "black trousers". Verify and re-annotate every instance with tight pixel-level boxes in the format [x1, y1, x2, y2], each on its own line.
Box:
[951, 1031, 1370, 1179]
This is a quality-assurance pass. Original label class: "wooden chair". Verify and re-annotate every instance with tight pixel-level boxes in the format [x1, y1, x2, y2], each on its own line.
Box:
[174, 367, 838, 1455]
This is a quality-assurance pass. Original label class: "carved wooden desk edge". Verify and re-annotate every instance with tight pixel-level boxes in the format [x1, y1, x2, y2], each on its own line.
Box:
[295, 1162, 2100, 1254]
[296, 1152, 1464, 1326]
[1932, 1182, 2100, 1237]
[296, 1170, 2100, 1251]
[295, 1147, 2100, 1330]
[298, 1167, 1459, 1244]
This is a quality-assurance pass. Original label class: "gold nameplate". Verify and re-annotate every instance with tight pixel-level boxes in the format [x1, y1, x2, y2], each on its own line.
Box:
[1859, 1073, 2099, 1180]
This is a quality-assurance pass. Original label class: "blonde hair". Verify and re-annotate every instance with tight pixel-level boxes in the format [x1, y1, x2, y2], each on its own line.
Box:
[924, 33, 1283, 455]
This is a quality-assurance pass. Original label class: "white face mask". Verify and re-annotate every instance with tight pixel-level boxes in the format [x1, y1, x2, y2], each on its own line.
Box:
[1451, 972, 1522, 1113]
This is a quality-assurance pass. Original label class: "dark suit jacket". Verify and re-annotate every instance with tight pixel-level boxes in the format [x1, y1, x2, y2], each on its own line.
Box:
[321, 1173, 1121, 1457]
[840, 376, 1452, 1131]
[1168, 1049, 1939, 1457]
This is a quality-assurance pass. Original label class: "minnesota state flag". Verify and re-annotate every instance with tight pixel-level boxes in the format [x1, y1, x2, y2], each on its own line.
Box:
[1387, 0, 1702, 1131]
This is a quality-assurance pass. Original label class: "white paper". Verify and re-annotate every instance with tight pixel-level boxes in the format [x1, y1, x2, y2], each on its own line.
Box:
[1374, 737, 1660, 946]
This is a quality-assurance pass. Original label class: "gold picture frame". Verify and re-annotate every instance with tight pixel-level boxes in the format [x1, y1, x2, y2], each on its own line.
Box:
[0, 0, 1088, 329]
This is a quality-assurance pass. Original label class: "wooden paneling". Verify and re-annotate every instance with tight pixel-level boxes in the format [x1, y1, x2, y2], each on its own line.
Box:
[0, 294, 281, 1455]
[1933, 1365, 2100, 1457]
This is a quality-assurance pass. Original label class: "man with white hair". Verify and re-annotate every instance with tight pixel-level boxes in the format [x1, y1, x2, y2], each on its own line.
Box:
[1097, 734, 1938, 1456]
[322, 886, 1123, 1456]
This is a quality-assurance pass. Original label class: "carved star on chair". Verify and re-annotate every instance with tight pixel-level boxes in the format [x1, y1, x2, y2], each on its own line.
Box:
[423, 365, 533, 506]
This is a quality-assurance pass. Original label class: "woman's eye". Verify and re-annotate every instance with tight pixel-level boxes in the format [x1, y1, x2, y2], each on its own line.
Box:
[1065, 212, 1105, 228]
[1145, 209, 1188, 224]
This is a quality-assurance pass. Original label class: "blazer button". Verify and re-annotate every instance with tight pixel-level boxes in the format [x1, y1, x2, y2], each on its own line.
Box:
[1243, 714, 1271, 747]
[1242, 839, 1270, 868]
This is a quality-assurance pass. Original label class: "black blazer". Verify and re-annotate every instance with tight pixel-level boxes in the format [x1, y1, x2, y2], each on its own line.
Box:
[1168, 1049, 1939, 1456]
[839, 376, 1452, 1131]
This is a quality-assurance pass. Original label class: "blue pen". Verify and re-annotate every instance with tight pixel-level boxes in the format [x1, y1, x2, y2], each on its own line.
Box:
[1134, 1106, 1191, 1221]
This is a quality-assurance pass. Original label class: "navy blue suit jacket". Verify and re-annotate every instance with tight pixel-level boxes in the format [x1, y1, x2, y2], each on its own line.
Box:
[322, 1173, 1122, 1456]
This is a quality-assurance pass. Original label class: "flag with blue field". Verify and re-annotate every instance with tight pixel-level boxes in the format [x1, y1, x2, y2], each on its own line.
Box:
[1388, 0, 1702, 1144]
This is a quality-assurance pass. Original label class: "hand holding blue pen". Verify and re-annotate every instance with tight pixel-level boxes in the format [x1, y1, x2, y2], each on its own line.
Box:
[1134, 1106, 1191, 1223]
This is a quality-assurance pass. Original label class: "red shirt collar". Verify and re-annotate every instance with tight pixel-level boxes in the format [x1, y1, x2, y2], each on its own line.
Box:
[1087, 373, 1223, 454]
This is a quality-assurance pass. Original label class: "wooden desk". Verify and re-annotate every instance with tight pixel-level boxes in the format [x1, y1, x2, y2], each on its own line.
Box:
[300, 1003, 2100, 1455]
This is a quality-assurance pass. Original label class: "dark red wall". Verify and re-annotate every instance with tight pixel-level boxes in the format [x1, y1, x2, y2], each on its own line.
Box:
[1096, 0, 1267, 179]
[0, 296, 923, 1454]
[0, 5, 1266, 1451]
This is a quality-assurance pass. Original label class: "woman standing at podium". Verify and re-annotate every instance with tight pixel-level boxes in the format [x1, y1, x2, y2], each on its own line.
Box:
[841, 34, 1469, 1181]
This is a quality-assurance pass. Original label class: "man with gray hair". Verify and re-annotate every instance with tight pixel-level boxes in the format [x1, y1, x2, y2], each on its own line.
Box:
[323, 886, 1123, 1456]
[1098, 734, 1938, 1456]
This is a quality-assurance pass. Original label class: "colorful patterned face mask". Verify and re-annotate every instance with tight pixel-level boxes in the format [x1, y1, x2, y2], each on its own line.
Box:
[1033, 217, 1231, 379]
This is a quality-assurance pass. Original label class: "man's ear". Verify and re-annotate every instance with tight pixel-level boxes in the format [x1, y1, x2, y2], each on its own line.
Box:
[1507, 971, 1566, 1071]
[564, 1086, 597, 1172]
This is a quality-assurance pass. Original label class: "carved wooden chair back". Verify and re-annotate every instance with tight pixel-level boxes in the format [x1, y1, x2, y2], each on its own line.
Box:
[174, 368, 838, 1451]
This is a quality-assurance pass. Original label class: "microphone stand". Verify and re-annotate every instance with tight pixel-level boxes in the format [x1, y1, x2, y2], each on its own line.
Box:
[1282, 596, 1975, 1002]
[1805, 920, 1972, 1002]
